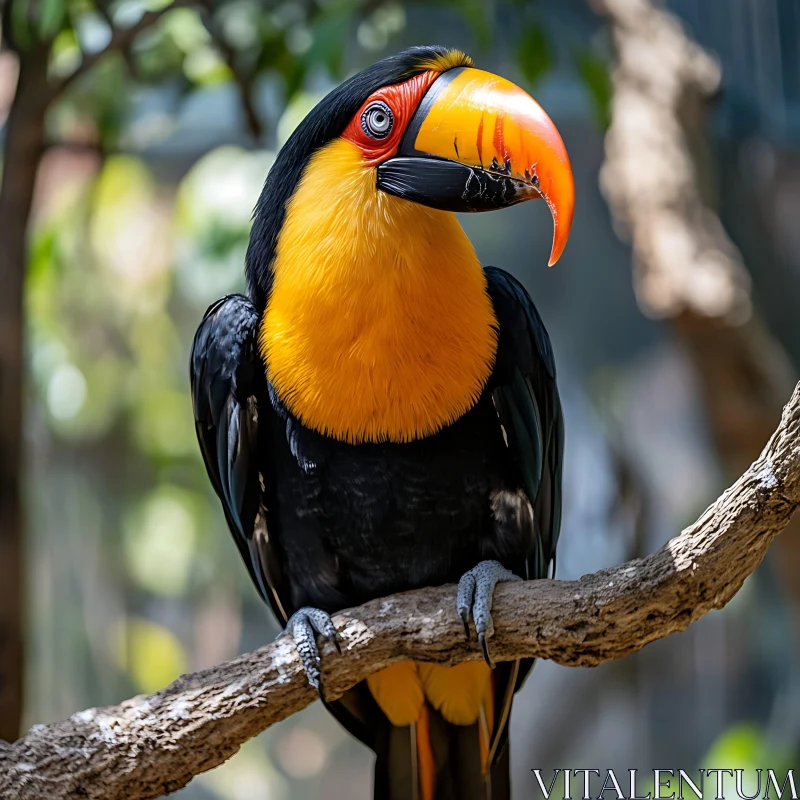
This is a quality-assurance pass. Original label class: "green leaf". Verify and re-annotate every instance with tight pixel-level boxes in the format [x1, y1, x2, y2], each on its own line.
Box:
[37, 0, 66, 41]
[49, 27, 80, 78]
[577, 48, 612, 129]
[183, 46, 232, 86]
[517, 22, 552, 87]
[283, 57, 307, 102]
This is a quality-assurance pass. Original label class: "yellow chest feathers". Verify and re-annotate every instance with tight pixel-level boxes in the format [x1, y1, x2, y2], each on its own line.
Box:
[259, 139, 498, 444]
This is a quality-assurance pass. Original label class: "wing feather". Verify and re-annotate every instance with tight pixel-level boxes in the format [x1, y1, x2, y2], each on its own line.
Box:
[486, 266, 563, 581]
[190, 294, 286, 620]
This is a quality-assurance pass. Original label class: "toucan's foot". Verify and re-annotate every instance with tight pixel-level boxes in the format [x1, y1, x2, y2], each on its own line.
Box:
[456, 560, 521, 668]
[283, 607, 341, 693]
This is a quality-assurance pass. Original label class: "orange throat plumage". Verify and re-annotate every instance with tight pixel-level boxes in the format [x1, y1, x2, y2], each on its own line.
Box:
[259, 138, 498, 444]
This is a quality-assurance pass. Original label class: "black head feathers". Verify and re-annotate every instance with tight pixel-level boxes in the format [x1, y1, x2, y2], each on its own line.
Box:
[244, 46, 473, 308]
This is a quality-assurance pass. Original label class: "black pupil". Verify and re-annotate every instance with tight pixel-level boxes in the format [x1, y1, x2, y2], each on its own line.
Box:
[363, 104, 391, 138]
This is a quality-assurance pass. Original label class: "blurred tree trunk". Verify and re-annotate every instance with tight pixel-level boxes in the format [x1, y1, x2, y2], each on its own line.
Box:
[599, 0, 800, 604]
[0, 50, 51, 742]
[0, 0, 188, 740]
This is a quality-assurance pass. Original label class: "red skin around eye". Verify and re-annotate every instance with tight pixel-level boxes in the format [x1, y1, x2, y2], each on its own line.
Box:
[342, 70, 440, 165]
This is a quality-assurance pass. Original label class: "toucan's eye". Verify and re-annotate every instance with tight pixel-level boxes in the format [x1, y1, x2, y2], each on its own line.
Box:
[361, 101, 394, 139]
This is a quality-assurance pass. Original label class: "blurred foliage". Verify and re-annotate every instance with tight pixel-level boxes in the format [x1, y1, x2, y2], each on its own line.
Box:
[517, 22, 552, 87]
[175, 145, 274, 301]
[702, 724, 797, 795]
[576, 47, 612, 129]
[630, 724, 799, 800]
[114, 616, 188, 693]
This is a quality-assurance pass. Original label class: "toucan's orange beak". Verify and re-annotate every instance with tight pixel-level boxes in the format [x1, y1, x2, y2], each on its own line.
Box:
[376, 67, 575, 265]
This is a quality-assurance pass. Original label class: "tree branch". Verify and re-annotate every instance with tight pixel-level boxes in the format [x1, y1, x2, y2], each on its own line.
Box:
[94, 0, 144, 84]
[52, 0, 195, 99]
[198, 0, 263, 140]
[2, 382, 800, 799]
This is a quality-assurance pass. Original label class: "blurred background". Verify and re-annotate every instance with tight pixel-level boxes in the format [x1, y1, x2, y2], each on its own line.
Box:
[1, 0, 800, 797]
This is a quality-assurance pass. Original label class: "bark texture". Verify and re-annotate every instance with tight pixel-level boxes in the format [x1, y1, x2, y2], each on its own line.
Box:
[2, 381, 800, 800]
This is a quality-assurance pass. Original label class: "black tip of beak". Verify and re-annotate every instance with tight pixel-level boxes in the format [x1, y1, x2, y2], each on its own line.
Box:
[376, 157, 536, 213]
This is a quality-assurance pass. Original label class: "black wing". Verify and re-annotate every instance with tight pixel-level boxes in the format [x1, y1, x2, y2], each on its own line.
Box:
[486, 266, 564, 581]
[190, 294, 287, 623]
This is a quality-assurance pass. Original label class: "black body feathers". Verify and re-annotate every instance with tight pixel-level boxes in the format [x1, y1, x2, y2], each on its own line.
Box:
[191, 268, 562, 618]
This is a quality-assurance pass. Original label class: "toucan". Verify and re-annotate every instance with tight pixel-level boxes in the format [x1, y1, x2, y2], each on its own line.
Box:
[190, 46, 573, 800]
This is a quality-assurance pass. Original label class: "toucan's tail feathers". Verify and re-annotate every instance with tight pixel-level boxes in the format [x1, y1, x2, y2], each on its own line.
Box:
[328, 659, 530, 800]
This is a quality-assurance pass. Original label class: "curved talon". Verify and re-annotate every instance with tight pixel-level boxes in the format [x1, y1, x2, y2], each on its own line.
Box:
[478, 632, 495, 669]
[456, 560, 521, 668]
[456, 570, 476, 642]
[328, 630, 343, 655]
[317, 674, 330, 705]
[460, 609, 471, 642]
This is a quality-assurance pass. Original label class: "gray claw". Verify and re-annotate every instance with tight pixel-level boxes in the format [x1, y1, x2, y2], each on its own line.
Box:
[478, 632, 494, 669]
[460, 608, 471, 641]
[456, 560, 521, 668]
[284, 607, 340, 691]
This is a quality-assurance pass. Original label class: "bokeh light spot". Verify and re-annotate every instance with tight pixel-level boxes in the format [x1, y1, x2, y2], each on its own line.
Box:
[47, 363, 88, 420]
